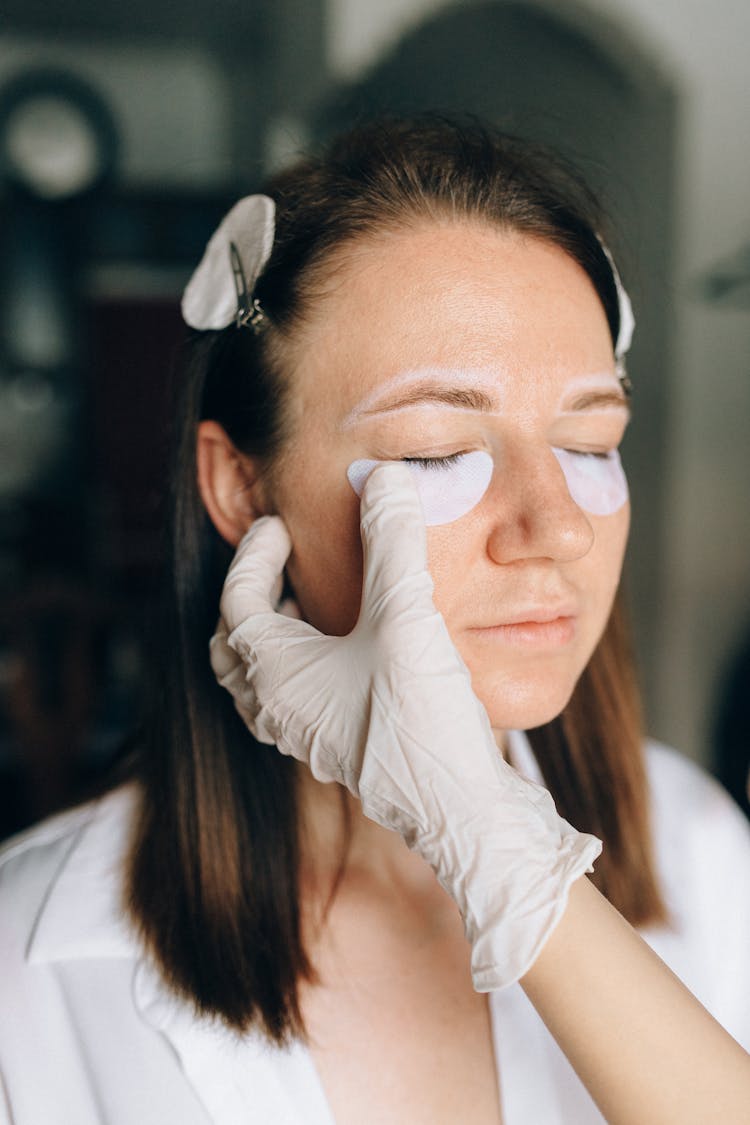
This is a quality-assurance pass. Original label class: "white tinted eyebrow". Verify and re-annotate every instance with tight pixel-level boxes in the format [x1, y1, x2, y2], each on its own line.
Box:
[340, 368, 502, 429]
[561, 388, 631, 415]
[556, 371, 631, 415]
[349, 383, 496, 420]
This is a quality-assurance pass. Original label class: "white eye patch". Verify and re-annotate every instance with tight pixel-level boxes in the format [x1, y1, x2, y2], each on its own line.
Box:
[552, 448, 628, 516]
[347, 450, 494, 526]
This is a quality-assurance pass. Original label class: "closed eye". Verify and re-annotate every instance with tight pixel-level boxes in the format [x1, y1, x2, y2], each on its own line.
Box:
[402, 453, 464, 470]
[562, 448, 618, 461]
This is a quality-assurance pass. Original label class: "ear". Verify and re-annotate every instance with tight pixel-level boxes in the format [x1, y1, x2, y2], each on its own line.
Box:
[196, 420, 268, 547]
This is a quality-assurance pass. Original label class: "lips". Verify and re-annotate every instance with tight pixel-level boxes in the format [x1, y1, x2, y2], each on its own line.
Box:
[465, 604, 579, 647]
[473, 604, 578, 628]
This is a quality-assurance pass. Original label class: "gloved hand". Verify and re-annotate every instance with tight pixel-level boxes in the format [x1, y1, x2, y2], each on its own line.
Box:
[210, 463, 601, 990]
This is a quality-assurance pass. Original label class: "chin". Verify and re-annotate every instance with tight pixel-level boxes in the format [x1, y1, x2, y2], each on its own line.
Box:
[468, 665, 579, 733]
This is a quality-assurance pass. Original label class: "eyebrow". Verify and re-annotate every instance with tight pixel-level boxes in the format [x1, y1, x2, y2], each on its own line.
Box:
[349, 384, 498, 422]
[341, 380, 630, 428]
[562, 389, 631, 415]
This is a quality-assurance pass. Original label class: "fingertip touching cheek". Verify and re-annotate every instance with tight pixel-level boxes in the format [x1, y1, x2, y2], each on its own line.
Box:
[347, 447, 628, 525]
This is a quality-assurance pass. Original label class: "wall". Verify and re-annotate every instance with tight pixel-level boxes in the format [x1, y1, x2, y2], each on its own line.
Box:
[326, 0, 750, 765]
[0, 35, 232, 188]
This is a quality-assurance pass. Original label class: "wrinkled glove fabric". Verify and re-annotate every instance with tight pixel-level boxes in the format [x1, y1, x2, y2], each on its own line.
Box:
[210, 463, 601, 990]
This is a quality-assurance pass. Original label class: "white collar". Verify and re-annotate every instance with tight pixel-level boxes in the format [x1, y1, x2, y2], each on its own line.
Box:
[20, 784, 335, 1122]
[26, 785, 141, 965]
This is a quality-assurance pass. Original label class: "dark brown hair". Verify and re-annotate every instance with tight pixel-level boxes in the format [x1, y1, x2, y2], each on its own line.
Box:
[128, 115, 666, 1044]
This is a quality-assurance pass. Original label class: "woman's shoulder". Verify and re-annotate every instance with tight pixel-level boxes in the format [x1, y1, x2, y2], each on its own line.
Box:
[641, 739, 750, 1046]
[0, 800, 101, 945]
[0, 786, 139, 963]
[644, 738, 750, 848]
[643, 737, 750, 900]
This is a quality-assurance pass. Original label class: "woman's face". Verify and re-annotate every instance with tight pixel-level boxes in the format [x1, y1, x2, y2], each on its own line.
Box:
[268, 221, 630, 731]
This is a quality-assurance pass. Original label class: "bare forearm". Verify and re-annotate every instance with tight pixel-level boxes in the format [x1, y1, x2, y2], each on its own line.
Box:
[520, 876, 750, 1124]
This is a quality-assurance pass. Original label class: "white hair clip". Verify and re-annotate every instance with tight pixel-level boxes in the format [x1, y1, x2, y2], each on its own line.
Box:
[181, 194, 276, 332]
[600, 241, 635, 392]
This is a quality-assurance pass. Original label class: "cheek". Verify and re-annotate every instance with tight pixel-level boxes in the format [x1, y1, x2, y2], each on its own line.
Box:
[591, 503, 630, 606]
[422, 510, 487, 621]
[274, 476, 364, 635]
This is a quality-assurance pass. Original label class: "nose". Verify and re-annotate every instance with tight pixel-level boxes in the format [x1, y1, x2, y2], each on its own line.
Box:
[485, 445, 595, 565]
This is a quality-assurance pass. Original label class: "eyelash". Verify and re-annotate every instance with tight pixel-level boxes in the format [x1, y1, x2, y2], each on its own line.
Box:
[402, 449, 615, 467]
[402, 453, 464, 470]
[570, 449, 615, 460]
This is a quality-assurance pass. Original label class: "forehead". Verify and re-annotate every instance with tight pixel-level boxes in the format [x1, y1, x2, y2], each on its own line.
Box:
[285, 220, 615, 420]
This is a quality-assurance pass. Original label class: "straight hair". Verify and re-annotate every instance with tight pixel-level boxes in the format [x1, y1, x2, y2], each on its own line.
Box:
[128, 116, 667, 1044]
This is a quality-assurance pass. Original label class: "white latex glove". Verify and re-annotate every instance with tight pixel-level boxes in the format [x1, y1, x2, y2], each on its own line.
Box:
[210, 463, 601, 990]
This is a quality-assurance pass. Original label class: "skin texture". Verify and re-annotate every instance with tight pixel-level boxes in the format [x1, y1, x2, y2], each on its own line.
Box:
[264, 220, 631, 733]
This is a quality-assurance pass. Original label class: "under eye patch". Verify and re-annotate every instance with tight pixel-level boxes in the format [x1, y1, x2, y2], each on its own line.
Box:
[552, 448, 628, 516]
[347, 446, 627, 525]
[347, 450, 494, 526]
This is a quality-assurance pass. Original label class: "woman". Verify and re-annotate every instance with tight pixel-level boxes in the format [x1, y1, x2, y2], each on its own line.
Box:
[1, 117, 749, 1124]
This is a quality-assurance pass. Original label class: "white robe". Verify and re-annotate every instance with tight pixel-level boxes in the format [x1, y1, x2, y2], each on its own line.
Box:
[1, 737, 748, 1124]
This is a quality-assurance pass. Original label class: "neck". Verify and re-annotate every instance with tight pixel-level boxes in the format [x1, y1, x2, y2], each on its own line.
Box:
[295, 728, 510, 910]
[296, 763, 422, 888]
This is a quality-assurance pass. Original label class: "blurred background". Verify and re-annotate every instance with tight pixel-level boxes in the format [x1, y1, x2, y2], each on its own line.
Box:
[1, 0, 748, 837]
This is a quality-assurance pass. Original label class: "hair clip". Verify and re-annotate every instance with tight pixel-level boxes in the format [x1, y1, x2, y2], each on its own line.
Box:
[599, 240, 635, 394]
[182, 194, 275, 332]
[615, 361, 633, 397]
[230, 242, 267, 331]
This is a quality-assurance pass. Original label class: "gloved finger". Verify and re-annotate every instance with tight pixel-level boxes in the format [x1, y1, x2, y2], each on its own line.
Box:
[359, 462, 431, 614]
[209, 617, 237, 680]
[210, 617, 286, 745]
[209, 624, 262, 734]
[220, 515, 292, 632]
